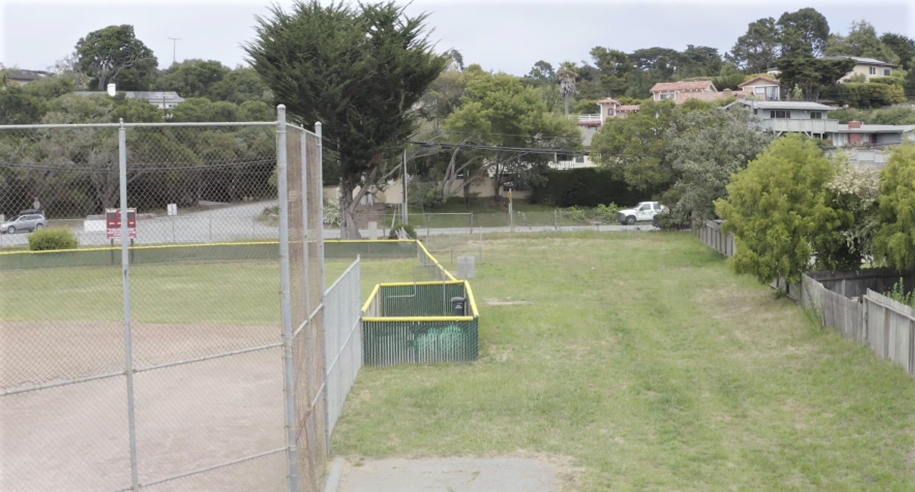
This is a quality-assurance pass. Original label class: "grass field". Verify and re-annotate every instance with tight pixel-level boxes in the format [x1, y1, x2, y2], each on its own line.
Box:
[0, 257, 417, 325]
[331, 232, 915, 492]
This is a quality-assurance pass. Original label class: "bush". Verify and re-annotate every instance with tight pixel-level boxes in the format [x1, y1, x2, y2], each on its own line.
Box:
[652, 212, 689, 231]
[822, 83, 908, 109]
[593, 203, 620, 223]
[388, 222, 417, 239]
[28, 228, 78, 251]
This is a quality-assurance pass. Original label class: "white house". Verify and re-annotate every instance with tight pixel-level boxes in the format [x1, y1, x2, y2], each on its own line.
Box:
[823, 56, 897, 82]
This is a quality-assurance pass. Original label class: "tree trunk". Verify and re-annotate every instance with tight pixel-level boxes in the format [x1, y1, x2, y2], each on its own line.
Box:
[339, 177, 361, 239]
[564, 95, 570, 116]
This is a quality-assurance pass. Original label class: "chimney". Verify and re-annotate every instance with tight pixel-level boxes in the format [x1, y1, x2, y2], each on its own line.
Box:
[107, 83, 117, 97]
[849, 121, 862, 129]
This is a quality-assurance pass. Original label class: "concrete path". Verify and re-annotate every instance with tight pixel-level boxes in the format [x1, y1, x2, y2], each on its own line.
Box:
[332, 458, 563, 492]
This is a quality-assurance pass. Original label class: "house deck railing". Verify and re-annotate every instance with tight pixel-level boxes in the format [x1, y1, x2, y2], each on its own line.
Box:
[760, 118, 840, 134]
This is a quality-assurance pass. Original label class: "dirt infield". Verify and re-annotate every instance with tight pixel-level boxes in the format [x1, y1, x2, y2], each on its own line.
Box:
[0, 321, 289, 491]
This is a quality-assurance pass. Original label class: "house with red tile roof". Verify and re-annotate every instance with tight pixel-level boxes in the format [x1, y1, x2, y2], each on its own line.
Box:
[649, 80, 717, 101]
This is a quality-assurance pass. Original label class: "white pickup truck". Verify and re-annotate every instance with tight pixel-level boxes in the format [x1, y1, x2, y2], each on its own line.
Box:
[618, 201, 668, 225]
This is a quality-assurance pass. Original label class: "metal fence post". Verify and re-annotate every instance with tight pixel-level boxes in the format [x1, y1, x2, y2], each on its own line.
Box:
[118, 119, 140, 491]
[276, 105, 300, 492]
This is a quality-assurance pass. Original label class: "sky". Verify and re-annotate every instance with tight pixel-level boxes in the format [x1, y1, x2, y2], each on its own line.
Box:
[1, 0, 913, 77]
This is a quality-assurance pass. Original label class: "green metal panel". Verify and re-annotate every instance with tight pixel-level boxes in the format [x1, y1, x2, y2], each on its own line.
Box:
[378, 284, 467, 317]
[362, 319, 479, 367]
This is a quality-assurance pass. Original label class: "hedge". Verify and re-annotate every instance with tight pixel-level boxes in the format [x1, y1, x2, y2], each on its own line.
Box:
[821, 83, 908, 109]
[529, 168, 645, 208]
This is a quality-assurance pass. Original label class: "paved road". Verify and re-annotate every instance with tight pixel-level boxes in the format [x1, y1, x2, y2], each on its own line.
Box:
[0, 201, 657, 249]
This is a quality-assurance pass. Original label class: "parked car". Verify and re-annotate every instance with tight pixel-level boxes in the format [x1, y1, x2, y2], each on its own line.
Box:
[1, 213, 47, 234]
[618, 202, 668, 225]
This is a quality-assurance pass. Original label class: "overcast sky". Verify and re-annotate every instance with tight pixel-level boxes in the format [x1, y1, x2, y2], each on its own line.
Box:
[1, 0, 913, 76]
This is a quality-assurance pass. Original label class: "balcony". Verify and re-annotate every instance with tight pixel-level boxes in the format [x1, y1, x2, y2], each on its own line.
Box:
[759, 118, 839, 135]
[572, 114, 602, 127]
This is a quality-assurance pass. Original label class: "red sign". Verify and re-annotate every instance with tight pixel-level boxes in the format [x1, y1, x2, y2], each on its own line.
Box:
[106, 208, 137, 239]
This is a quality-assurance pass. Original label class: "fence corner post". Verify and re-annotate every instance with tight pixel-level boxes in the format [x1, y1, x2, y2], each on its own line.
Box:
[276, 104, 300, 492]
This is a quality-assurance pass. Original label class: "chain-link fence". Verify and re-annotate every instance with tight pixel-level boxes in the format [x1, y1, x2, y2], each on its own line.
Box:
[0, 107, 358, 492]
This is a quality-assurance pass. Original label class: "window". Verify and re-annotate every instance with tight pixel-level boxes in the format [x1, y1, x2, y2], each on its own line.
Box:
[810, 112, 823, 120]
[639, 204, 652, 212]
[766, 86, 779, 100]
[885, 68, 892, 76]
[754, 87, 766, 94]
[659, 93, 675, 100]
[770, 110, 790, 119]
[869, 66, 876, 75]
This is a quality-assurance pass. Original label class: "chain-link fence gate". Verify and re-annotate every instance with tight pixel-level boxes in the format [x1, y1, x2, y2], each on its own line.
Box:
[0, 106, 353, 492]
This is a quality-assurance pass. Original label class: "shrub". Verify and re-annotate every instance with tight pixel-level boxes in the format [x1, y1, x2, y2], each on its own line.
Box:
[822, 83, 908, 109]
[593, 203, 620, 223]
[560, 206, 587, 223]
[388, 222, 417, 239]
[885, 279, 915, 308]
[28, 228, 78, 251]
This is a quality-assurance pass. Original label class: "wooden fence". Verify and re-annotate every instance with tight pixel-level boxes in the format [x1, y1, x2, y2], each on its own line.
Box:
[695, 220, 736, 257]
[694, 220, 915, 377]
[863, 290, 915, 376]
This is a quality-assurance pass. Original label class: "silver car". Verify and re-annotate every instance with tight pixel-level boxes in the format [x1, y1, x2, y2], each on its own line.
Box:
[1, 214, 48, 234]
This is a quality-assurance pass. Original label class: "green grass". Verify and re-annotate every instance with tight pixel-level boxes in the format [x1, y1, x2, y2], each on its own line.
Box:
[0, 258, 417, 325]
[332, 232, 915, 491]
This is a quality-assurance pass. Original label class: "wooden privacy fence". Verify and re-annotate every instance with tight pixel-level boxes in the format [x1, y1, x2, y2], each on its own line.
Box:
[695, 220, 736, 257]
[800, 273, 915, 377]
[694, 220, 915, 378]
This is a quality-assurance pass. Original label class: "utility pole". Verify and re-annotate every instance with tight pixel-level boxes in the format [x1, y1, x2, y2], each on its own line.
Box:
[168, 37, 181, 65]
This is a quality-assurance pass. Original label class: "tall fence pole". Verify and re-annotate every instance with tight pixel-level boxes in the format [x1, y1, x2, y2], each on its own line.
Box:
[316, 121, 330, 452]
[119, 119, 140, 491]
[276, 105, 299, 492]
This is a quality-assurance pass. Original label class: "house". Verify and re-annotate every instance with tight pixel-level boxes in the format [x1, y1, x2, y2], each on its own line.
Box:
[829, 121, 915, 148]
[823, 56, 897, 82]
[649, 80, 717, 101]
[73, 90, 186, 110]
[738, 76, 780, 101]
[596, 97, 640, 124]
[551, 126, 599, 170]
[2, 69, 51, 86]
[725, 99, 839, 137]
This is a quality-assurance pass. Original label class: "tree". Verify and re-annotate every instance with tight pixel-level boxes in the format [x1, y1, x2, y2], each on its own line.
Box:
[591, 100, 696, 194]
[557, 61, 579, 115]
[245, 0, 447, 238]
[880, 33, 915, 70]
[444, 71, 582, 199]
[525, 60, 556, 84]
[664, 106, 774, 223]
[75, 25, 158, 91]
[588, 47, 635, 98]
[208, 67, 272, 104]
[154, 59, 230, 99]
[714, 135, 849, 285]
[776, 57, 856, 100]
[873, 144, 915, 271]
[728, 17, 781, 73]
[825, 20, 900, 65]
[677, 45, 723, 78]
[776, 8, 830, 59]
